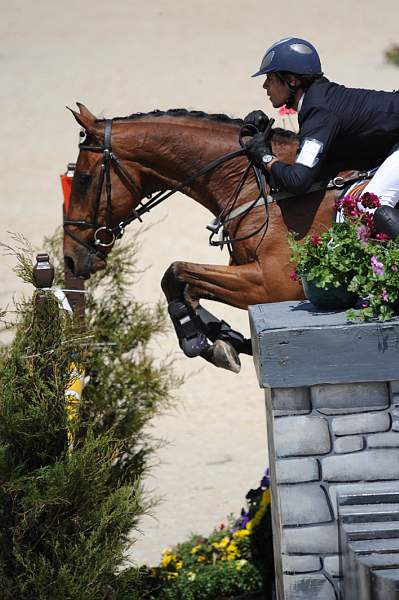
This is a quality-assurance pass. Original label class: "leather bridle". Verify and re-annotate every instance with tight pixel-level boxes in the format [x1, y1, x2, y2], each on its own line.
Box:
[63, 119, 144, 260]
[63, 118, 249, 258]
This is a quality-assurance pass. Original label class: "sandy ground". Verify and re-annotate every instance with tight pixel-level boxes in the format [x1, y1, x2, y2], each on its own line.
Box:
[1, 0, 398, 566]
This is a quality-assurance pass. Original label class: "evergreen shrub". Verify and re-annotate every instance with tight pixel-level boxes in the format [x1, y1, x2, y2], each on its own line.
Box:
[0, 232, 178, 600]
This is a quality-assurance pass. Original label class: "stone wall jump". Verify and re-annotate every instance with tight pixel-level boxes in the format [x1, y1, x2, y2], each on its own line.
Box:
[249, 301, 399, 600]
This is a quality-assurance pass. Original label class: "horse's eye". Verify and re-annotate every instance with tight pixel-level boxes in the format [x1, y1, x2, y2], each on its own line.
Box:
[77, 172, 92, 185]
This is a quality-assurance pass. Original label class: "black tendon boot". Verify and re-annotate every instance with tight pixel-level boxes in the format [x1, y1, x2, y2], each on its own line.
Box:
[374, 206, 399, 240]
[168, 300, 209, 358]
[195, 304, 253, 355]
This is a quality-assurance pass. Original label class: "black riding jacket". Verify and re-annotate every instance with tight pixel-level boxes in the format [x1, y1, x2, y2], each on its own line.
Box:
[270, 77, 399, 194]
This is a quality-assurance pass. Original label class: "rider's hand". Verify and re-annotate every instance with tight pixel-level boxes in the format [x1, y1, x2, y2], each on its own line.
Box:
[243, 110, 270, 133]
[245, 133, 273, 167]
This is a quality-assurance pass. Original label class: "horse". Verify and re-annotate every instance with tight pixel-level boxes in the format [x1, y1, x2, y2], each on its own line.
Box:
[63, 103, 338, 373]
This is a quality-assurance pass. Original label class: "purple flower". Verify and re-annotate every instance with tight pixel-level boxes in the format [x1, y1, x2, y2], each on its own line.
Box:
[382, 289, 389, 303]
[392, 265, 398, 272]
[261, 467, 270, 489]
[371, 256, 384, 277]
[356, 225, 369, 244]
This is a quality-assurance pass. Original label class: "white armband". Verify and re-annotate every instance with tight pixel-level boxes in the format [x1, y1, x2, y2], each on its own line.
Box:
[295, 138, 324, 168]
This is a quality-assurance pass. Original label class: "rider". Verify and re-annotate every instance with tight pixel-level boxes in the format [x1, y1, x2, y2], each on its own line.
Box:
[245, 37, 399, 237]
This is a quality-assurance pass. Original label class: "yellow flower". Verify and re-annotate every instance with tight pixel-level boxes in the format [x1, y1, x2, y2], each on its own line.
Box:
[251, 489, 271, 529]
[191, 545, 201, 554]
[175, 561, 183, 570]
[167, 572, 178, 579]
[187, 572, 196, 581]
[236, 559, 248, 571]
[226, 542, 240, 560]
[161, 550, 180, 569]
[233, 528, 250, 539]
[197, 555, 206, 563]
[212, 536, 230, 550]
[161, 554, 173, 568]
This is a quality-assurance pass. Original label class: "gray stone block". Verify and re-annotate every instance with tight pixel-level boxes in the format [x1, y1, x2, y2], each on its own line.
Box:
[280, 484, 332, 526]
[392, 420, 399, 432]
[390, 381, 399, 395]
[368, 432, 399, 448]
[249, 302, 399, 388]
[283, 574, 336, 599]
[284, 522, 339, 554]
[330, 481, 399, 518]
[275, 415, 331, 457]
[311, 382, 389, 414]
[392, 407, 399, 418]
[334, 435, 364, 453]
[332, 412, 390, 436]
[282, 555, 322, 574]
[322, 449, 399, 482]
[276, 457, 319, 483]
[323, 555, 340, 577]
[271, 386, 311, 416]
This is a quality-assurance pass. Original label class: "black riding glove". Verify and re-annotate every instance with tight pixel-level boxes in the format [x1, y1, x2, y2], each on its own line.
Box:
[245, 133, 273, 168]
[243, 110, 270, 133]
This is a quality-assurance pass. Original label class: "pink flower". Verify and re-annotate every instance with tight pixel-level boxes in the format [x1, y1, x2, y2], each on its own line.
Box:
[360, 192, 381, 210]
[336, 194, 361, 219]
[360, 212, 374, 232]
[310, 232, 322, 246]
[289, 271, 299, 281]
[375, 232, 391, 242]
[382, 289, 389, 302]
[371, 256, 384, 277]
[278, 105, 297, 115]
[356, 225, 369, 244]
[392, 265, 398, 272]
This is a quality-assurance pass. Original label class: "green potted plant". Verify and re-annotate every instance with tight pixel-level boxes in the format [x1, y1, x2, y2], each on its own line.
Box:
[289, 193, 399, 320]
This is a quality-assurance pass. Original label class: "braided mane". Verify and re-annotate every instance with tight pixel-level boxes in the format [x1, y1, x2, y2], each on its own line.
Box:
[97, 108, 243, 125]
[96, 108, 299, 140]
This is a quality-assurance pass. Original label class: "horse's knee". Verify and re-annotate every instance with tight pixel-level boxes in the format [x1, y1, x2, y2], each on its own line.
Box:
[161, 261, 185, 297]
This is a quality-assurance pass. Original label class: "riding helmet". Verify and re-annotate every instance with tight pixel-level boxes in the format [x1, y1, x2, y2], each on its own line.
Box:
[252, 37, 322, 77]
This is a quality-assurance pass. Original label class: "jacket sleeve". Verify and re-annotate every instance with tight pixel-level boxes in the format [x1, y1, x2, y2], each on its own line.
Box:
[270, 108, 341, 194]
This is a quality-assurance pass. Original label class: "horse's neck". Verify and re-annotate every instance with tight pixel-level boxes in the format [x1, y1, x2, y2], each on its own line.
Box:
[119, 116, 247, 214]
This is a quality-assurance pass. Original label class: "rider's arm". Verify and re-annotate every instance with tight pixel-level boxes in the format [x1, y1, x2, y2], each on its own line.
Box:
[266, 108, 341, 194]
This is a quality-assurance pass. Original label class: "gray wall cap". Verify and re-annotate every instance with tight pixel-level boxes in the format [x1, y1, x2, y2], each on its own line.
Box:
[249, 301, 399, 388]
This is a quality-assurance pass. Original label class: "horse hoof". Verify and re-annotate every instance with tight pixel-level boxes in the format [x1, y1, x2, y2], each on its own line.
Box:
[203, 339, 241, 373]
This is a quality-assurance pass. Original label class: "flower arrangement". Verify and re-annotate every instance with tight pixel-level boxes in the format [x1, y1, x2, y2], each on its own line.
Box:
[289, 193, 399, 321]
[117, 470, 273, 600]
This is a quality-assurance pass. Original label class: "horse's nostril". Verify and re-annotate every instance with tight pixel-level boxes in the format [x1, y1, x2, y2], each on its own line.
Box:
[64, 256, 75, 273]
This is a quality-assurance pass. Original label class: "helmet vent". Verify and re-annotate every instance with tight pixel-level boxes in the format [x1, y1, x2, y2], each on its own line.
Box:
[290, 43, 313, 55]
[261, 50, 275, 68]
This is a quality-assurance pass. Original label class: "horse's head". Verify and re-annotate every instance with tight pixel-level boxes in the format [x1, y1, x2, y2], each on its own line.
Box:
[63, 103, 147, 278]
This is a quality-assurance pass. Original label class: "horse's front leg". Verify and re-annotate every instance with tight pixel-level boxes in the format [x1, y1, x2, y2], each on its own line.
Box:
[161, 262, 210, 360]
[161, 261, 267, 373]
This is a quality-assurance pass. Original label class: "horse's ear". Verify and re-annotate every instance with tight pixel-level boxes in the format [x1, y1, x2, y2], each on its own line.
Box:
[67, 103, 97, 132]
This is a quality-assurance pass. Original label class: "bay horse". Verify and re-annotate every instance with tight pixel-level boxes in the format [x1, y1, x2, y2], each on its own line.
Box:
[63, 103, 337, 373]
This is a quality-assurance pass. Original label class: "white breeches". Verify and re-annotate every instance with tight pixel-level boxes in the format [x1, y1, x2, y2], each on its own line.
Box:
[362, 149, 399, 208]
